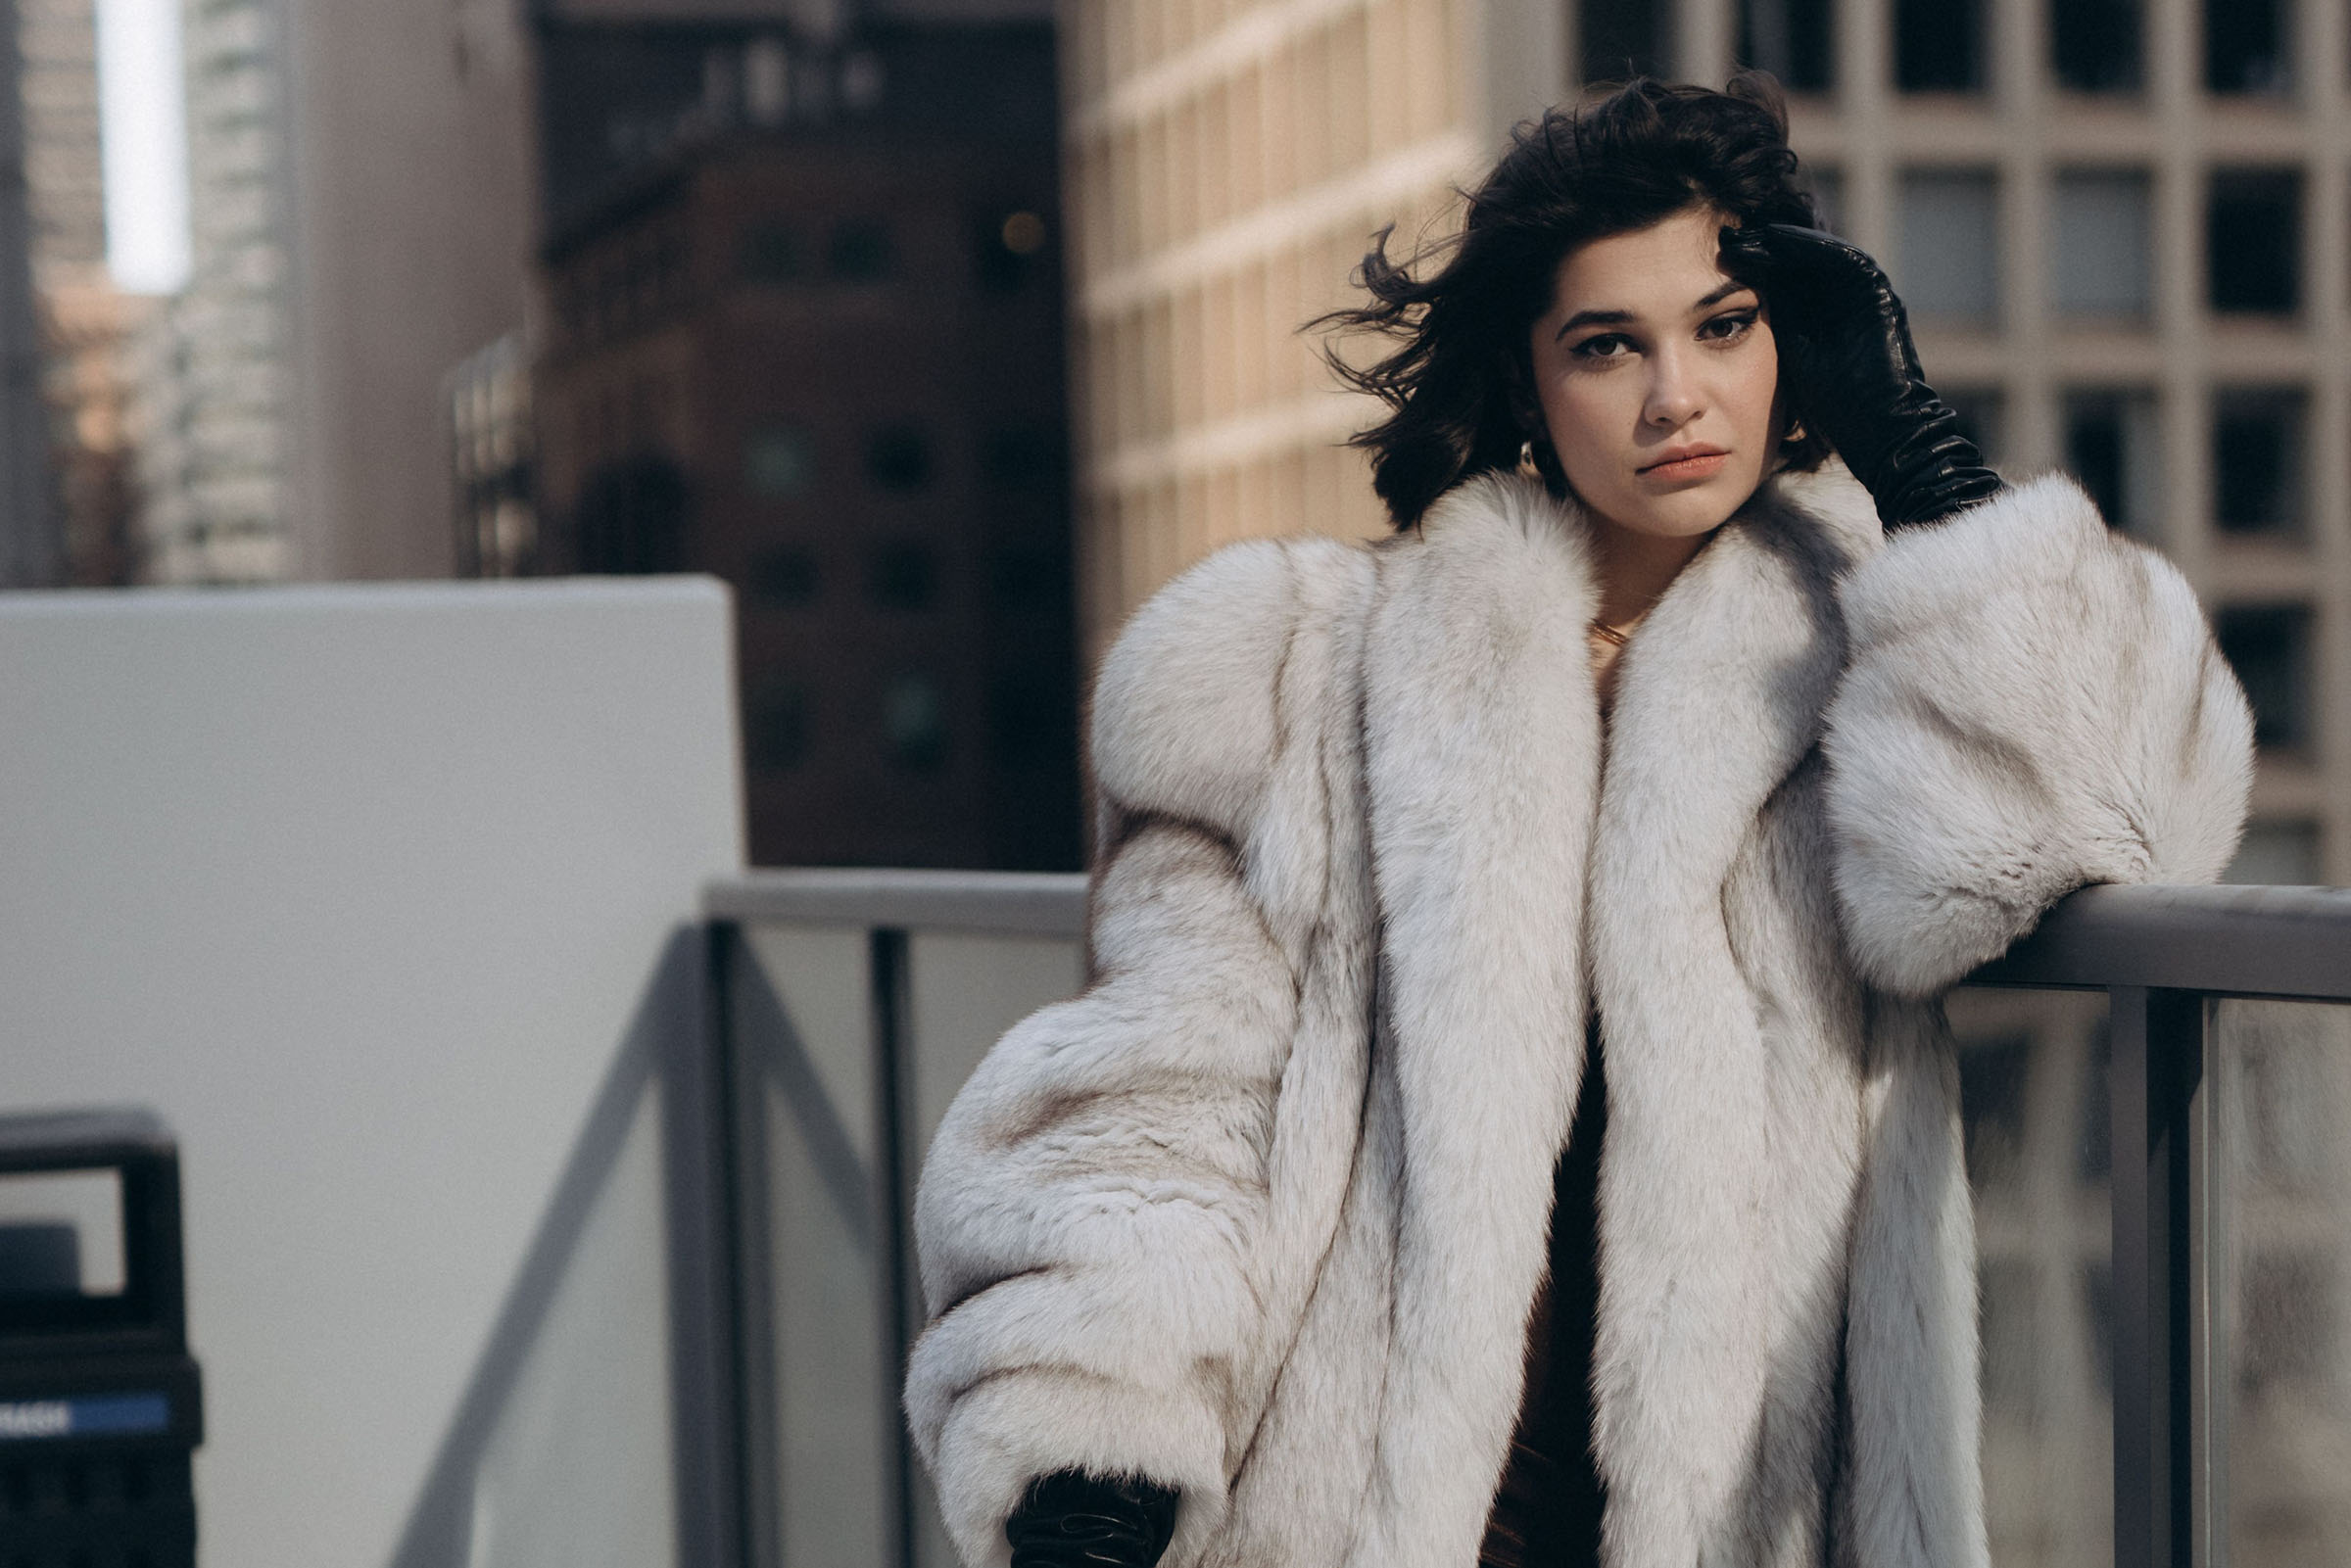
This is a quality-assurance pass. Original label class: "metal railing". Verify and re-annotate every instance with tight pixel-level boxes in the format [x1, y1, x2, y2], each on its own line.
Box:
[697, 872, 2351, 1568]
[1974, 884, 2351, 1568]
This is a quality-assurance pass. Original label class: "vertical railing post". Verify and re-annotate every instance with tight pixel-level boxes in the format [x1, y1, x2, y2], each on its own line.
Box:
[872, 927, 920, 1568]
[2111, 987, 2203, 1568]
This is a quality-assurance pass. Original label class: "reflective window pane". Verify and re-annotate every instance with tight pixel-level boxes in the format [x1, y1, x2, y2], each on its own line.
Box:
[2213, 1000, 2351, 1563]
[1739, 0, 1834, 92]
[2051, 0, 2144, 91]
[2212, 388, 2305, 535]
[1896, 0, 1985, 90]
[2208, 170, 2303, 315]
[1899, 170, 2000, 324]
[2062, 389, 2161, 537]
[2206, 0, 2291, 95]
[2052, 171, 2152, 319]
[2215, 603, 2316, 754]
[1581, 0, 1671, 82]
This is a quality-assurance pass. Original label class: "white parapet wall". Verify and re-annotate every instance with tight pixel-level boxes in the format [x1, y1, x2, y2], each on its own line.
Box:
[0, 579, 744, 1567]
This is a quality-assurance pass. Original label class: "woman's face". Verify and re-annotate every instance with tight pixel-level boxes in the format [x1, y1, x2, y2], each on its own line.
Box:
[1526, 207, 1781, 541]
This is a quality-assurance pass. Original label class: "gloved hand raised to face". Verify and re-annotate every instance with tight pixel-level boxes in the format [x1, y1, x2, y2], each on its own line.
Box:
[1718, 222, 2003, 531]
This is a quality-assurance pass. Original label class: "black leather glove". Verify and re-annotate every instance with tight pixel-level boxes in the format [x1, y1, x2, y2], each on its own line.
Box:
[1718, 222, 2003, 530]
[1005, 1470, 1179, 1568]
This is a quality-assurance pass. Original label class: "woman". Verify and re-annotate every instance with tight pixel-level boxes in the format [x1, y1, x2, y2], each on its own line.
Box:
[905, 77, 2251, 1568]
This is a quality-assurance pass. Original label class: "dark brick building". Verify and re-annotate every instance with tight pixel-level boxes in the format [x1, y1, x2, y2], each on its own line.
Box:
[529, 16, 1080, 870]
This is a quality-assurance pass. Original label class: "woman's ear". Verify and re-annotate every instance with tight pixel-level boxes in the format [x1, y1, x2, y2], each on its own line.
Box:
[1501, 345, 1547, 444]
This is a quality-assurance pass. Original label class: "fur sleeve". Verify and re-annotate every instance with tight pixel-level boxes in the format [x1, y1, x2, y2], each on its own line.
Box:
[1822, 474, 2254, 998]
[904, 539, 1368, 1568]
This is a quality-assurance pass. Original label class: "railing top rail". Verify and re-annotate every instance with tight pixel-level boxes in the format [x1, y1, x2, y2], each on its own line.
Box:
[1969, 882, 2351, 1001]
[707, 872, 2351, 1000]
[705, 868, 1087, 938]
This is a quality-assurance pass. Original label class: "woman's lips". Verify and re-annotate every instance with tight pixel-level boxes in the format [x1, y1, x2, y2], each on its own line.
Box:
[1639, 449, 1730, 482]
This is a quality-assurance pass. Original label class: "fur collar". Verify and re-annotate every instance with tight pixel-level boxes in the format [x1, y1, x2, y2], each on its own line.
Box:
[1359, 469, 1876, 1568]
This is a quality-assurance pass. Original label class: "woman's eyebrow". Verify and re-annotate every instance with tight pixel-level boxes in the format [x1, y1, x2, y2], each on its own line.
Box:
[1555, 307, 1634, 338]
[1556, 281, 1755, 339]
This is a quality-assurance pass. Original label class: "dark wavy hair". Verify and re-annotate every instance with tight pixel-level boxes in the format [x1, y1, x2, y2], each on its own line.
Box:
[1319, 74, 1825, 529]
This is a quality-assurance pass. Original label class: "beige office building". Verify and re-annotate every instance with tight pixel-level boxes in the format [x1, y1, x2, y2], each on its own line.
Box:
[1061, 0, 2348, 892]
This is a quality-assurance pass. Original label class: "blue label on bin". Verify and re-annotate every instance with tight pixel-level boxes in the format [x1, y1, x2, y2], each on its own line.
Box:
[0, 1392, 170, 1440]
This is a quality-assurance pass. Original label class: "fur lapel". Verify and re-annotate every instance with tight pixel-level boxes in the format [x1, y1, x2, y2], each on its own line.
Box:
[1590, 479, 1870, 1566]
[1359, 470, 1875, 1568]
[1359, 473, 1604, 1568]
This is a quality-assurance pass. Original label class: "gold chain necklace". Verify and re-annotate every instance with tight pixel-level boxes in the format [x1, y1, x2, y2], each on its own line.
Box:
[1587, 617, 1635, 649]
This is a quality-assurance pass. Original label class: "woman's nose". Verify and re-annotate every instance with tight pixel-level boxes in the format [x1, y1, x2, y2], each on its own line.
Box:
[1644, 351, 1704, 427]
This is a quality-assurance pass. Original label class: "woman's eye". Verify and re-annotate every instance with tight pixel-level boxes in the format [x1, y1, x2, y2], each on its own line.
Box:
[1700, 309, 1760, 343]
[1570, 333, 1633, 360]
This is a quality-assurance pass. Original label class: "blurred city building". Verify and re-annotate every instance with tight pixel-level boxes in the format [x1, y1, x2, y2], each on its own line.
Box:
[128, 0, 534, 583]
[18, 0, 145, 587]
[0, 0, 56, 584]
[1059, 0, 2349, 894]
[521, 2, 1080, 871]
[1058, 1, 1560, 665]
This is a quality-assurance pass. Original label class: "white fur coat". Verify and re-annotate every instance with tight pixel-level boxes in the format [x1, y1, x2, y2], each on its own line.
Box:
[905, 468, 2253, 1568]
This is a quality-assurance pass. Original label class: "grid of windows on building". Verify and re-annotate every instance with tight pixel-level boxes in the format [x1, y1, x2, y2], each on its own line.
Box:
[526, 19, 1080, 872]
[1556, 0, 2351, 898]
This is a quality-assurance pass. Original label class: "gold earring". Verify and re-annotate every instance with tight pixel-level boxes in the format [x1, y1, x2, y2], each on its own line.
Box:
[1517, 438, 1542, 480]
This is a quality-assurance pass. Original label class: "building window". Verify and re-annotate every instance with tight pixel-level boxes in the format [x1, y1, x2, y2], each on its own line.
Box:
[749, 545, 821, 606]
[1581, 0, 1670, 82]
[2063, 390, 2161, 537]
[827, 218, 893, 280]
[2211, 388, 2305, 536]
[2051, 0, 2143, 91]
[980, 428, 1066, 493]
[866, 539, 937, 611]
[865, 425, 933, 491]
[2051, 171, 2152, 319]
[2207, 169, 2302, 314]
[2205, 0, 2289, 94]
[988, 543, 1072, 612]
[883, 675, 948, 772]
[1943, 388, 2006, 466]
[744, 426, 816, 499]
[1895, 0, 1984, 91]
[1897, 170, 2000, 324]
[2227, 821, 2323, 884]
[575, 454, 691, 573]
[744, 680, 812, 771]
[975, 209, 1049, 292]
[740, 220, 804, 283]
[1738, 0, 1833, 92]
[1802, 166, 1844, 233]
[987, 673, 1074, 766]
[2215, 604, 2314, 753]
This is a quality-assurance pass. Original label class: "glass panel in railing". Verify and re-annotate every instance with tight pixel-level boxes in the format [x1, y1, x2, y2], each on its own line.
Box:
[1950, 986, 2115, 1568]
[2212, 998, 2351, 1565]
[904, 930, 1084, 1166]
[901, 930, 1085, 1568]
[465, 1079, 678, 1568]
[734, 924, 892, 1568]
